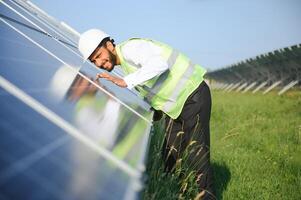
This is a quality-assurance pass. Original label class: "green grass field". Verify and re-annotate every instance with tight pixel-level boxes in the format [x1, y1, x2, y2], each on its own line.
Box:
[143, 90, 301, 200]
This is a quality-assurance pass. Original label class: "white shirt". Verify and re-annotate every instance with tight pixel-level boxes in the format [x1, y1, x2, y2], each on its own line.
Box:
[120, 39, 169, 89]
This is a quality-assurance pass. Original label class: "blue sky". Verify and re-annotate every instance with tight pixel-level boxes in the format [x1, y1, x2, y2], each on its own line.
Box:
[32, 0, 301, 70]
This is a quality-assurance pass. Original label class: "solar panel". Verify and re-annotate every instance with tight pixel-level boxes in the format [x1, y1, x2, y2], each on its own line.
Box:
[206, 42, 301, 94]
[0, 0, 153, 199]
[0, 89, 135, 200]
[3, 0, 78, 49]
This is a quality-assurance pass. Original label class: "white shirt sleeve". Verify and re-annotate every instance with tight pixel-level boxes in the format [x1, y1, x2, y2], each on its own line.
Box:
[120, 40, 169, 89]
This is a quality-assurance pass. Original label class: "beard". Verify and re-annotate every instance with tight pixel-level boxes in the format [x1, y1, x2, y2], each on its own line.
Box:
[107, 49, 117, 72]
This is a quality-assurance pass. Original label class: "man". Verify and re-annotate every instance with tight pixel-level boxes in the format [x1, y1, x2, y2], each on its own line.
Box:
[78, 29, 215, 199]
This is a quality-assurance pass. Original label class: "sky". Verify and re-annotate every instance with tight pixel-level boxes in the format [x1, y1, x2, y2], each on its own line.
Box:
[32, 0, 301, 71]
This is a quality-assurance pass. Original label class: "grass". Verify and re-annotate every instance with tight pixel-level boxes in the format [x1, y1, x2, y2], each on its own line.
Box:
[143, 89, 301, 200]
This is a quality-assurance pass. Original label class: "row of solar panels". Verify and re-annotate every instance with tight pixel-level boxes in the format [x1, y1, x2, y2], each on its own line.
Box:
[0, 0, 153, 199]
[206, 44, 301, 95]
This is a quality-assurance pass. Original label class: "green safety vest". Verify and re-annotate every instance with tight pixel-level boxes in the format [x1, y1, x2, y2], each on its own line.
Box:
[116, 38, 207, 119]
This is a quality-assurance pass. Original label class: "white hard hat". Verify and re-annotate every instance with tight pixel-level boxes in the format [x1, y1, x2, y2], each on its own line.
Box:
[49, 65, 79, 101]
[78, 29, 109, 60]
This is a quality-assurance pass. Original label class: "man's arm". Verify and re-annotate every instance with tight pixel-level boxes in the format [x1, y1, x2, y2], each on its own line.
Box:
[97, 54, 168, 89]
[121, 40, 169, 89]
[97, 40, 168, 89]
[96, 72, 127, 88]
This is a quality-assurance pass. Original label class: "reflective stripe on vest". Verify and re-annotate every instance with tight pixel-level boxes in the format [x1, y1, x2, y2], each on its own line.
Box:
[116, 38, 206, 119]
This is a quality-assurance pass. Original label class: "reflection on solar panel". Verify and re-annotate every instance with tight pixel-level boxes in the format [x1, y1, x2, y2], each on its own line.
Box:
[0, 0, 153, 199]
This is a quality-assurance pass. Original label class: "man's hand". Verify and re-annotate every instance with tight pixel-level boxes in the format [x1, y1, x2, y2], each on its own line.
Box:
[96, 72, 127, 88]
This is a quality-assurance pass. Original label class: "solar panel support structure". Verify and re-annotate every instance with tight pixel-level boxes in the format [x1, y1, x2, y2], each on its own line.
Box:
[263, 80, 282, 94]
[242, 81, 257, 93]
[252, 81, 268, 93]
[278, 80, 299, 95]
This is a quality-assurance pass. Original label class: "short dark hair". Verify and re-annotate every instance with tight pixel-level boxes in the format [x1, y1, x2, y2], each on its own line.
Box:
[98, 37, 115, 48]
[88, 37, 115, 60]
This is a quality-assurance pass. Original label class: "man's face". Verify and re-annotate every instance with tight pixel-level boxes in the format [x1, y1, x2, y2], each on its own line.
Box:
[89, 45, 117, 72]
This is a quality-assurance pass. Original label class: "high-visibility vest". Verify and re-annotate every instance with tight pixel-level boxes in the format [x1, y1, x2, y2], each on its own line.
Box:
[116, 38, 206, 119]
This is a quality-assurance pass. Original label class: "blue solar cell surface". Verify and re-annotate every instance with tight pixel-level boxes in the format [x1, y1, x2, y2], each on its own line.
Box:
[0, 1, 153, 199]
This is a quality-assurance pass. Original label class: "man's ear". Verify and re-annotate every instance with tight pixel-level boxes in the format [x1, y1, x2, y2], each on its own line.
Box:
[105, 41, 114, 51]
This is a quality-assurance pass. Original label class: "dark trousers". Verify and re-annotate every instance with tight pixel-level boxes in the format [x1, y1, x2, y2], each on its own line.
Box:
[161, 81, 215, 199]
